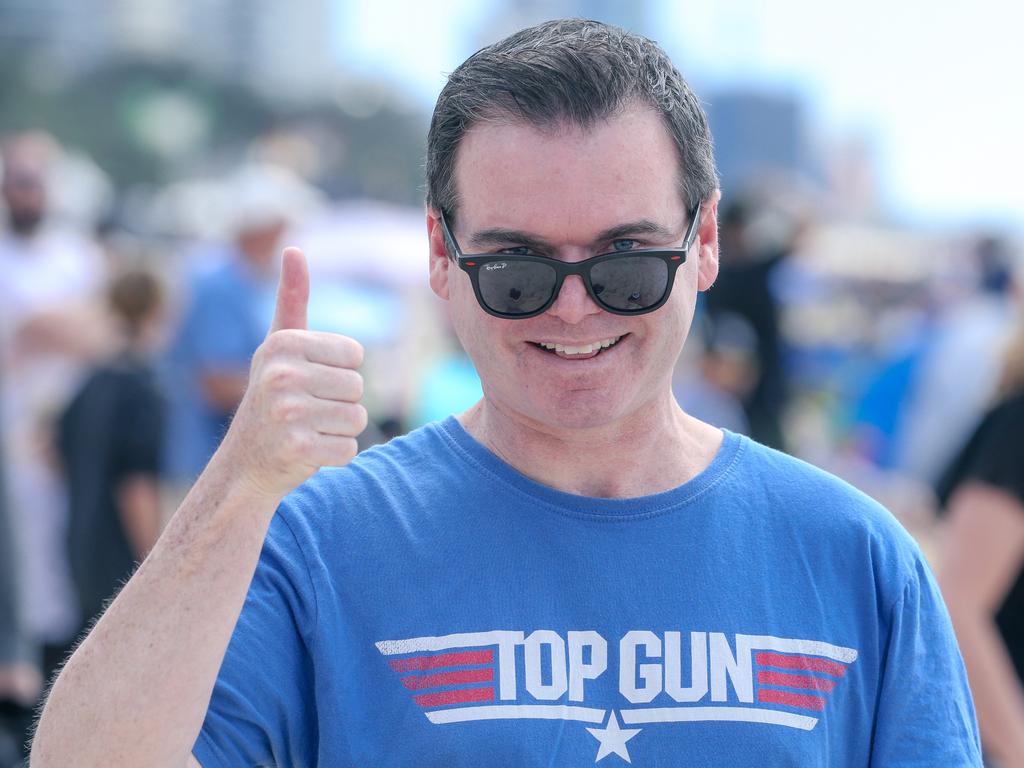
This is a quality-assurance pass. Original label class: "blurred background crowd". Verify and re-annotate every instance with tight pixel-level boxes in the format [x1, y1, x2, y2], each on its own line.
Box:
[1, 0, 1023, 765]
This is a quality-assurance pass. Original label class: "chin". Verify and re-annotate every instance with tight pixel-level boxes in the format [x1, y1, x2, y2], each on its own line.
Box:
[522, 389, 634, 432]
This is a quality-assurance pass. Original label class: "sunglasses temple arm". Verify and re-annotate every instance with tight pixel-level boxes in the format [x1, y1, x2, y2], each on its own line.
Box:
[685, 204, 702, 250]
[438, 211, 460, 260]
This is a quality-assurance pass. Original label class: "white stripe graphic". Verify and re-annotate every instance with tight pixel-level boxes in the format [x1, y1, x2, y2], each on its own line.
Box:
[375, 631, 524, 655]
[377, 631, 524, 700]
[741, 635, 858, 664]
[426, 705, 607, 725]
[377, 632, 857, 663]
[620, 707, 818, 731]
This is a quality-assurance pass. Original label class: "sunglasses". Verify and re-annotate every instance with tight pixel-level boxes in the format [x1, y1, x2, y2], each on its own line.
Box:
[441, 205, 701, 319]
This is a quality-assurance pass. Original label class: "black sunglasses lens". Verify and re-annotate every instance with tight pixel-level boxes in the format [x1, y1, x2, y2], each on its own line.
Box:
[478, 260, 557, 315]
[590, 256, 669, 311]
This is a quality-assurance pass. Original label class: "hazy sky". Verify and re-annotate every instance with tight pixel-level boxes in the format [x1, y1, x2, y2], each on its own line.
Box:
[334, 0, 1023, 231]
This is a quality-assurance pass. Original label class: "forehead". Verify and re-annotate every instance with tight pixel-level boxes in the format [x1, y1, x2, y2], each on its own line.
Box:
[452, 106, 685, 238]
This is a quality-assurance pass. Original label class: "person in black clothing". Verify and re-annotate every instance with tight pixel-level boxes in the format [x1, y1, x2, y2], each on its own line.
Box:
[703, 197, 793, 450]
[57, 269, 166, 641]
[939, 324, 1024, 766]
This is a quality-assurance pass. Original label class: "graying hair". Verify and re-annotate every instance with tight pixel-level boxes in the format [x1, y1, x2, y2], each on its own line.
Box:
[425, 18, 719, 225]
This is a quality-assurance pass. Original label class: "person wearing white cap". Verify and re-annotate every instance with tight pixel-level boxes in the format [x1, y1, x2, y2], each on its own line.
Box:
[162, 164, 313, 489]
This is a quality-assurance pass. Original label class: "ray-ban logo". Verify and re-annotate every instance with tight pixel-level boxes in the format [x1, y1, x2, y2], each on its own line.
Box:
[484, 262, 508, 271]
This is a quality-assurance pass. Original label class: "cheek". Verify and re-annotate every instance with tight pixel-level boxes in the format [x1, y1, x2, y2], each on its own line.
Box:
[448, 276, 499, 355]
[449, 273, 482, 334]
[646, 279, 696, 357]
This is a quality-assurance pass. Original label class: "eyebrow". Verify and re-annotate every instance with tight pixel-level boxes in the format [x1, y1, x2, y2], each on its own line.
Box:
[466, 219, 680, 251]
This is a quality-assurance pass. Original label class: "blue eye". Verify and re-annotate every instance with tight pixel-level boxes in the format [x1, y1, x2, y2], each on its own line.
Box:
[500, 246, 531, 256]
[611, 239, 639, 252]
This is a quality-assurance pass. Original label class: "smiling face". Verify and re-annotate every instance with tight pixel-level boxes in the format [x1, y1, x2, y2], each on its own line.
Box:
[428, 104, 719, 433]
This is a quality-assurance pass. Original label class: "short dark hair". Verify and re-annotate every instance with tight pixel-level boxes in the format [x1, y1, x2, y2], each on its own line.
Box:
[108, 269, 163, 337]
[425, 18, 719, 224]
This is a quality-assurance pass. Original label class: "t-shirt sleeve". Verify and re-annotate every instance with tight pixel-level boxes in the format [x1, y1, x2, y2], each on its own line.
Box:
[116, 375, 164, 476]
[937, 397, 1024, 506]
[958, 402, 1024, 501]
[192, 510, 318, 768]
[869, 557, 982, 766]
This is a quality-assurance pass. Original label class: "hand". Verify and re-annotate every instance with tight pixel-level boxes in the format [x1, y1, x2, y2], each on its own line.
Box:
[219, 247, 368, 501]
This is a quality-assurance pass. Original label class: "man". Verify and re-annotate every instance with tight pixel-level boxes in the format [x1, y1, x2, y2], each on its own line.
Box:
[163, 164, 312, 492]
[33, 20, 980, 767]
[0, 133, 107, 675]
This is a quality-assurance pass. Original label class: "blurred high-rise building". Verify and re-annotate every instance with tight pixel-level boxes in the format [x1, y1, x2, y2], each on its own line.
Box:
[706, 90, 811, 194]
[0, 0, 337, 102]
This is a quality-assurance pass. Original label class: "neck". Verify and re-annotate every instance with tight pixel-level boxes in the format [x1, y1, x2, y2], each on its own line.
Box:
[458, 393, 723, 498]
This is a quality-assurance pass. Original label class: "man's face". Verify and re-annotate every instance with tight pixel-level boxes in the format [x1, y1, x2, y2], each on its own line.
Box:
[2, 167, 47, 236]
[428, 105, 719, 432]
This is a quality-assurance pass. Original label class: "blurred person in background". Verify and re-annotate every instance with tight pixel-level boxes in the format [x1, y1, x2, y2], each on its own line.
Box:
[939, 322, 1024, 767]
[673, 311, 755, 435]
[704, 196, 794, 451]
[162, 165, 304, 494]
[0, 132, 107, 682]
[57, 268, 167, 644]
[0, 405, 41, 767]
[410, 313, 483, 427]
[896, 235, 1019, 486]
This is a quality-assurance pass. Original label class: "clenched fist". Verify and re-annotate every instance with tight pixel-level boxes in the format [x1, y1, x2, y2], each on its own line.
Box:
[219, 247, 368, 501]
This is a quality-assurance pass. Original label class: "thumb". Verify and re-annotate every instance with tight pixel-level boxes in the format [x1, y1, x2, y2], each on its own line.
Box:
[270, 246, 309, 334]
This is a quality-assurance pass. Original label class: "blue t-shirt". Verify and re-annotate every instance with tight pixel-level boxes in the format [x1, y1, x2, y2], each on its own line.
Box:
[164, 255, 274, 482]
[194, 420, 980, 767]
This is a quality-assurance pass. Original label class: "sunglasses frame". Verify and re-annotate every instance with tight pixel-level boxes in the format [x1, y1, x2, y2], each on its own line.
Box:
[440, 205, 701, 319]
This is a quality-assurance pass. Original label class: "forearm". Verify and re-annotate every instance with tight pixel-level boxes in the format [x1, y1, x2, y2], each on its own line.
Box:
[948, 609, 1024, 763]
[15, 303, 114, 362]
[940, 482, 1024, 765]
[31, 451, 281, 768]
[117, 474, 163, 560]
[200, 371, 248, 413]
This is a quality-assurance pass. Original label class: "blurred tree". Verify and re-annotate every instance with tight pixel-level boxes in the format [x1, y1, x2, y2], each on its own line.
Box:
[0, 54, 428, 206]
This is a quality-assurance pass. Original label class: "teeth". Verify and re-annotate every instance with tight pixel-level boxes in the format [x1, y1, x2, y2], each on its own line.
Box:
[537, 336, 622, 355]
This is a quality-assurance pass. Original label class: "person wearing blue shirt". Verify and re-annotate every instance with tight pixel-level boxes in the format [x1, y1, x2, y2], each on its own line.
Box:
[33, 19, 981, 767]
[163, 167, 301, 486]
[164, 252, 274, 483]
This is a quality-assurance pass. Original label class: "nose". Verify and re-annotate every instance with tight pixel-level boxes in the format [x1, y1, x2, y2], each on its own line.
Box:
[545, 274, 604, 324]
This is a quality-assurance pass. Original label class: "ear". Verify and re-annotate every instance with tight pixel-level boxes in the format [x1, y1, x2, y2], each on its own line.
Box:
[426, 208, 450, 300]
[696, 190, 721, 292]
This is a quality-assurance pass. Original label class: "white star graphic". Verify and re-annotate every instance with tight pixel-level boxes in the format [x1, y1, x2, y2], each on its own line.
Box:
[586, 710, 642, 763]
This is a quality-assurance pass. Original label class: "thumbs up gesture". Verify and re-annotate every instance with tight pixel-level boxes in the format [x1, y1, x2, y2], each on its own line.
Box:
[221, 247, 368, 501]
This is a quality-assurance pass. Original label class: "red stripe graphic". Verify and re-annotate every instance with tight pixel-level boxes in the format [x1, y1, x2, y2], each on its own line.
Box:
[413, 686, 495, 708]
[755, 652, 847, 677]
[401, 668, 495, 691]
[758, 670, 837, 692]
[388, 650, 494, 673]
[758, 688, 826, 711]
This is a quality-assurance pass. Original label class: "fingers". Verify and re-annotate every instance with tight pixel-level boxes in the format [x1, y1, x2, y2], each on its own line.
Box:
[311, 399, 369, 437]
[260, 329, 364, 369]
[307, 365, 363, 403]
[270, 247, 309, 334]
[309, 434, 361, 469]
[270, 395, 366, 438]
[300, 331, 364, 368]
[256, 394, 366, 480]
